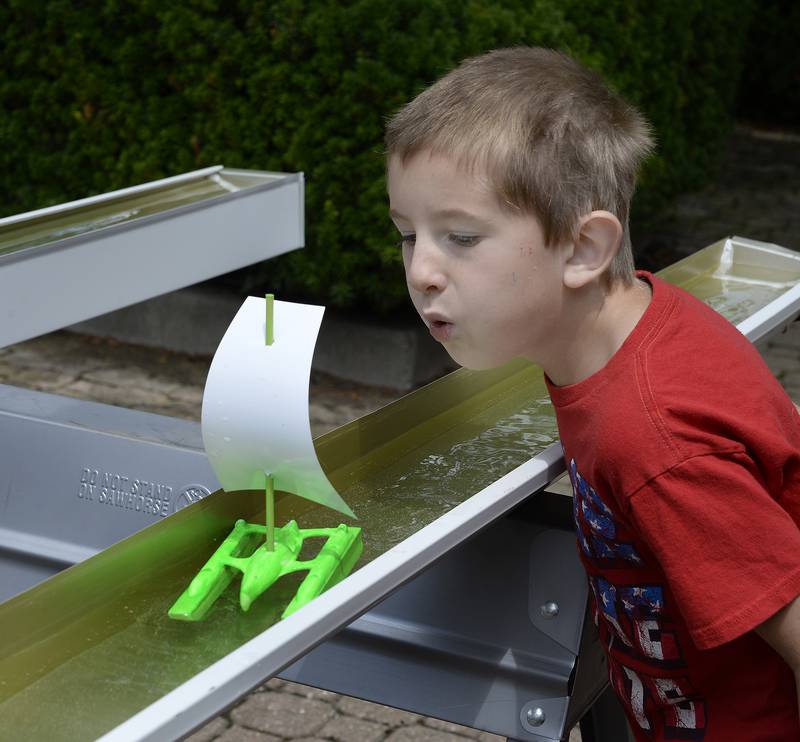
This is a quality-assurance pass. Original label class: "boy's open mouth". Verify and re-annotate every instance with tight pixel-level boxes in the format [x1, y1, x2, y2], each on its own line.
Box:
[429, 320, 453, 342]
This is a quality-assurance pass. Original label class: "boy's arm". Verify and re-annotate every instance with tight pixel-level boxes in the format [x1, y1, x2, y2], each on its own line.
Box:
[755, 594, 800, 708]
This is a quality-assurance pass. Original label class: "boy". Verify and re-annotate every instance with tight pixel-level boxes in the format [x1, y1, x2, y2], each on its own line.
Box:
[385, 47, 800, 740]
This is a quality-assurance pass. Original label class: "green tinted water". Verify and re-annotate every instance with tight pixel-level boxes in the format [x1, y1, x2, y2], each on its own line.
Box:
[0, 172, 266, 257]
[0, 242, 798, 740]
[314, 390, 557, 560]
[679, 274, 784, 325]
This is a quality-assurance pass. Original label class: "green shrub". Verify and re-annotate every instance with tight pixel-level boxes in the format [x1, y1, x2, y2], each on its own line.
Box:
[0, 1, 753, 312]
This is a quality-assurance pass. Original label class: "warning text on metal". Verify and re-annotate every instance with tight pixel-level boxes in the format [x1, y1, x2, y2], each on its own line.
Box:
[78, 467, 173, 517]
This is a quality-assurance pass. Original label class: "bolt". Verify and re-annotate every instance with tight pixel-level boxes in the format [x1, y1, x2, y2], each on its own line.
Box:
[526, 706, 546, 726]
[540, 601, 559, 618]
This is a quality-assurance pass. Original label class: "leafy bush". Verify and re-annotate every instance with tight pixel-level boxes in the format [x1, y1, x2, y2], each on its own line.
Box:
[0, 0, 753, 311]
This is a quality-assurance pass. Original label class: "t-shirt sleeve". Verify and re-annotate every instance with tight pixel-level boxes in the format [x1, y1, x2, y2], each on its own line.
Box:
[628, 451, 800, 650]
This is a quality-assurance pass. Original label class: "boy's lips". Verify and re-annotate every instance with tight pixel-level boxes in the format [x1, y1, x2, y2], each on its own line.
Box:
[423, 312, 454, 342]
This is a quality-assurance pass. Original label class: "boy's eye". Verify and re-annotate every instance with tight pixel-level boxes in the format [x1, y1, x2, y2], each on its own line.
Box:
[396, 233, 416, 249]
[448, 233, 481, 247]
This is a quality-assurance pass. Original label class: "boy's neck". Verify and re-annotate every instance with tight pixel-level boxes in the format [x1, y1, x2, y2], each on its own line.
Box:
[543, 276, 652, 387]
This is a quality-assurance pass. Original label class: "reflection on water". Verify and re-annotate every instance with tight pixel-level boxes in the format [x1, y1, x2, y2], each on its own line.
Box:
[683, 275, 785, 325]
[317, 394, 558, 562]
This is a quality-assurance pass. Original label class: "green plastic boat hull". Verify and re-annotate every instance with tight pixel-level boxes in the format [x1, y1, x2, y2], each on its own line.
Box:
[168, 520, 363, 621]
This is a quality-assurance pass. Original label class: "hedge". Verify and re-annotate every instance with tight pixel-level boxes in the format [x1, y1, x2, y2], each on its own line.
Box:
[0, 1, 753, 312]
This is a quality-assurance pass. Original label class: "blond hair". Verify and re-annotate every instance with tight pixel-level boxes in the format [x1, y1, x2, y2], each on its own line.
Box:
[385, 47, 654, 286]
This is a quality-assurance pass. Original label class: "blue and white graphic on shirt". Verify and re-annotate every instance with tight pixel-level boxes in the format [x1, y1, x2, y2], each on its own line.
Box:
[568, 458, 643, 565]
[570, 459, 706, 739]
[589, 578, 682, 665]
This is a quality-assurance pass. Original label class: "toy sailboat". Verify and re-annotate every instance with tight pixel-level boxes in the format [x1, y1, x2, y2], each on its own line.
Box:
[169, 295, 362, 622]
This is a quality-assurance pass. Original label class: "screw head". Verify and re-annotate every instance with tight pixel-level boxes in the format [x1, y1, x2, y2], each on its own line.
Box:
[526, 707, 546, 726]
[540, 601, 559, 618]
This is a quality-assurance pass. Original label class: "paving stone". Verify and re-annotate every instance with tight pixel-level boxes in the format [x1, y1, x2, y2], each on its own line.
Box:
[767, 344, 800, 358]
[59, 378, 173, 407]
[230, 691, 335, 737]
[216, 726, 281, 742]
[0, 347, 83, 373]
[386, 725, 477, 742]
[82, 365, 161, 387]
[423, 718, 503, 740]
[311, 421, 335, 437]
[337, 695, 422, 727]
[162, 386, 203, 403]
[255, 677, 285, 692]
[183, 716, 230, 742]
[309, 402, 341, 426]
[0, 365, 77, 390]
[423, 718, 480, 737]
[762, 354, 800, 374]
[317, 714, 388, 742]
[280, 679, 341, 702]
[760, 341, 800, 359]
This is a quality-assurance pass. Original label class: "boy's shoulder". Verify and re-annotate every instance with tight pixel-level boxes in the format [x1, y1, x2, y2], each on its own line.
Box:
[640, 273, 780, 408]
[623, 273, 791, 444]
[557, 271, 778, 425]
[553, 273, 800, 499]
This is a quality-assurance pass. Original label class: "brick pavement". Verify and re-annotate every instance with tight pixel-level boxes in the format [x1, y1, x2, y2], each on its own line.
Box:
[1, 125, 798, 741]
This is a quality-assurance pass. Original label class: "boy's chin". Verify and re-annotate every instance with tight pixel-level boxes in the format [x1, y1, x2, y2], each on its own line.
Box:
[445, 345, 510, 371]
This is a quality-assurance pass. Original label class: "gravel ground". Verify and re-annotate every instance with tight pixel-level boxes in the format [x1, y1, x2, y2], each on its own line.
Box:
[1, 125, 799, 741]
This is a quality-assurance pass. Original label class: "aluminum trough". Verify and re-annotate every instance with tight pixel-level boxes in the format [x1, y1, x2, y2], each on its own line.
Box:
[0, 167, 304, 348]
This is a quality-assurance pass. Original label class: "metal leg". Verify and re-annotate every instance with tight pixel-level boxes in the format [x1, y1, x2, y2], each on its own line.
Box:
[579, 686, 634, 742]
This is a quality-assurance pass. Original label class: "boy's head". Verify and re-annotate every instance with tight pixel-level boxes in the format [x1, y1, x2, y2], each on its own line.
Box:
[385, 47, 654, 287]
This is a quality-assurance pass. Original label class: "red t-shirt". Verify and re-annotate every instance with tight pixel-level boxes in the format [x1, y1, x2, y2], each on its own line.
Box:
[546, 271, 800, 741]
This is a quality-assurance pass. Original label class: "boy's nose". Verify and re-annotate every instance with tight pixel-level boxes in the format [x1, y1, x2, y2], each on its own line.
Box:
[405, 239, 447, 294]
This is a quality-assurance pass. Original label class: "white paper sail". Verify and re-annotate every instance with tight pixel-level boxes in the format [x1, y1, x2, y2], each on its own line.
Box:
[201, 297, 355, 519]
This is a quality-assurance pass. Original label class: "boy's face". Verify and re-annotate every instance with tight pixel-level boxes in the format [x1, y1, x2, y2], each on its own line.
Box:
[387, 150, 567, 370]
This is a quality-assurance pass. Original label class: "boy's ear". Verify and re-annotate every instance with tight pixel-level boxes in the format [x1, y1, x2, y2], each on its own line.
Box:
[562, 211, 623, 289]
